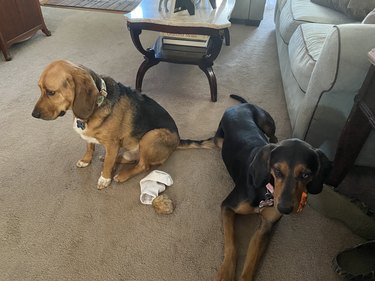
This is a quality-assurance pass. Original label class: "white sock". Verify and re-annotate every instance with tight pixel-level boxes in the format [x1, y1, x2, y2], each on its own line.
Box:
[139, 170, 173, 204]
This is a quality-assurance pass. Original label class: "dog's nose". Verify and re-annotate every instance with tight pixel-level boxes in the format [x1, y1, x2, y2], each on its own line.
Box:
[32, 110, 41, 119]
[277, 204, 293, 214]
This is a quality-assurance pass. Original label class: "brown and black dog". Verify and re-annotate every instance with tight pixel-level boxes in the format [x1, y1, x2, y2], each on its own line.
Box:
[32, 60, 213, 189]
[214, 95, 331, 281]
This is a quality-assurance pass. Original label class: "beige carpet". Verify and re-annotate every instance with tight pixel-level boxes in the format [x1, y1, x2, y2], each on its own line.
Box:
[0, 2, 364, 281]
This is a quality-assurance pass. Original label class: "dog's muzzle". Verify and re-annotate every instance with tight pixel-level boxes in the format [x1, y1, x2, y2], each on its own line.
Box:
[31, 109, 66, 119]
[31, 109, 41, 119]
[277, 204, 294, 214]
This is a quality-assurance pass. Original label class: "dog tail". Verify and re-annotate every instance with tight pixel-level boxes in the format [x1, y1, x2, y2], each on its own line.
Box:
[230, 94, 248, 104]
[178, 137, 216, 149]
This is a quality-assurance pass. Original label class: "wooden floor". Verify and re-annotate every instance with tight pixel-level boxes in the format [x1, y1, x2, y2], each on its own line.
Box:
[43, 0, 141, 13]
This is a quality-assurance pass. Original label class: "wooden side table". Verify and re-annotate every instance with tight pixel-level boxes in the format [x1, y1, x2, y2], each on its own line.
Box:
[0, 0, 51, 61]
[124, 0, 235, 102]
[327, 49, 375, 187]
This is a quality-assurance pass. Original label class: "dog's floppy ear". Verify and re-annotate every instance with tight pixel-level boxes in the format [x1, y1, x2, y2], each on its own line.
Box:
[248, 144, 276, 188]
[306, 150, 332, 194]
[72, 69, 98, 120]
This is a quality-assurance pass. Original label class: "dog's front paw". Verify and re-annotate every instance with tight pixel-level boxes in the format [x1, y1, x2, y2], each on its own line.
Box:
[215, 263, 235, 281]
[76, 160, 90, 168]
[97, 175, 111, 190]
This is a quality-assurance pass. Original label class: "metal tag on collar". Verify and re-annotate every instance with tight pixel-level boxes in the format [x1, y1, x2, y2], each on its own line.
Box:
[266, 183, 274, 194]
[97, 95, 105, 106]
[97, 78, 107, 107]
[259, 183, 275, 208]
[259, 198, 274, 208]
[100, 78, 107, 97]
[76, 119, 86, 130]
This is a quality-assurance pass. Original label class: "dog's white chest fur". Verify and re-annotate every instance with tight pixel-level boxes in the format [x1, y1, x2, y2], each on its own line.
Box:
[73, 118, 100, 144]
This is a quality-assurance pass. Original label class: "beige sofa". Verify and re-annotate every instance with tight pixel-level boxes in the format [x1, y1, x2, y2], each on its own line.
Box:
[274, 0, 375, 167]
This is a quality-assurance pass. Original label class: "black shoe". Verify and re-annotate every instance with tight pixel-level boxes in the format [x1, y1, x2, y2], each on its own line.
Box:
[333, 240, 375, 280]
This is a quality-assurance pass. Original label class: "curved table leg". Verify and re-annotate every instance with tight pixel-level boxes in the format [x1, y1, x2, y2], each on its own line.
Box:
[42, 25, 51, 36]
[224, 28, 230, 46]
[199, 64, 217, 102]
[0, 34, 11, 61]
[136, 57, 160, 91]
[209, 0, 216, 9]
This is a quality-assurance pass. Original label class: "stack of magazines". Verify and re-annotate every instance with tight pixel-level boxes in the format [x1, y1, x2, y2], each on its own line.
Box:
[161, 33, 210, 53]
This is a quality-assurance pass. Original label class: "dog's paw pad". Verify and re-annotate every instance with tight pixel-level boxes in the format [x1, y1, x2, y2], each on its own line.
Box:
[76, 160, 90, 168]
[97, 175, 111, 190]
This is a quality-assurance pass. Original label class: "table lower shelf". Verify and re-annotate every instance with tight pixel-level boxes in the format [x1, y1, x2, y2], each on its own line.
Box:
[153, 36, 208, 64]
[136, 35, 223, 102]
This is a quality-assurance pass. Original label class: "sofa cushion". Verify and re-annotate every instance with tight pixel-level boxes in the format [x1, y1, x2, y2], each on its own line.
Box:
[288, 23, 334, 92]
[311, 0, 375, 20]
[362, 8, 375, 23]
[279, 0, 355, 44]
[347, 0, 375, 20]
[310, 0, 350, 14]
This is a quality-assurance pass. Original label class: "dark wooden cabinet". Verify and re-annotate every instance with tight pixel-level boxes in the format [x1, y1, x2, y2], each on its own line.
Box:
[327, 49, 375, 187]
[0, 0, 50, 61]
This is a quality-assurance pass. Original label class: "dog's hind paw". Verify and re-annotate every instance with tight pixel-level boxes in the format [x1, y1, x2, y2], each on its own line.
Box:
[97, 175, 111, 190]
[76, 160, 90, 168]
[113, 173, 125, 183]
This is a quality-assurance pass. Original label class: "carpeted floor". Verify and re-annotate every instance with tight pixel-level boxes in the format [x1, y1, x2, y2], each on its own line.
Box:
[0, 1, 365, 281]
[41, 0, 141, 13]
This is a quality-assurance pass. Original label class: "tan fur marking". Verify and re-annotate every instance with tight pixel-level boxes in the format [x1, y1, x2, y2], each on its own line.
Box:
[233, 202, 256, 215]
[272, 162, 311, 212]
[114, 129, 179, 183]
[271, 161, 289, 206]
[293, 163, 309, 178]
[77, 143, 95, 167]
[239, 207, 281, 281]
[293, 163, 311, 212]
[216, 207, 237, 281]
[34, 61, 78, 120]
[214, 137, 224, 149]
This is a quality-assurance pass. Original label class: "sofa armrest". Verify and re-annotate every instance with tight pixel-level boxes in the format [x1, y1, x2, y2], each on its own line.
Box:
[294, 24, 375, 144]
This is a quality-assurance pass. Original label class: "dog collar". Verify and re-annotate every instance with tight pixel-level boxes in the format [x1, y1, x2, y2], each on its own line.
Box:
[97, 78, 107, 107]
[75, 79, 107, 130]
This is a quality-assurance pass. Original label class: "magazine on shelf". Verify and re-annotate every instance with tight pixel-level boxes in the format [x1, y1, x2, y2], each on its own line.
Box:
[161, 32, 210, 48]
[162, 43, 207, 55]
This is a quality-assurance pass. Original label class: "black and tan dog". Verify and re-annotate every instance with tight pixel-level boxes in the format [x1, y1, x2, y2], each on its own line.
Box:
[214, 95, 331, 281]
[32, 60, 213, 190]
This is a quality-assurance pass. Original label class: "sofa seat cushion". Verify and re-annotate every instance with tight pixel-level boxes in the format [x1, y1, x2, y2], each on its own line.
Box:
[288, 23, 334, 92]
[279, 0, 355, 43]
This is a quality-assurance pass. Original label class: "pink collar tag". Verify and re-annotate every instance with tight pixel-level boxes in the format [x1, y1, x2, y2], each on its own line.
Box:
[266, 183, 274, 194]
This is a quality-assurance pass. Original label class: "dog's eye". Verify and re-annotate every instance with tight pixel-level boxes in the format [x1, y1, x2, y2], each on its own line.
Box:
[300, 172, 312, 179]
[273, 168, 283, 178]
[46, 91, 55, 96]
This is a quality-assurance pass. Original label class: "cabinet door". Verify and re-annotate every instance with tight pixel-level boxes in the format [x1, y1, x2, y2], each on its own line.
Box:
[0, 0, 42, 41]
[17, 0, 44, 32]
[0, 0, 24, 41]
